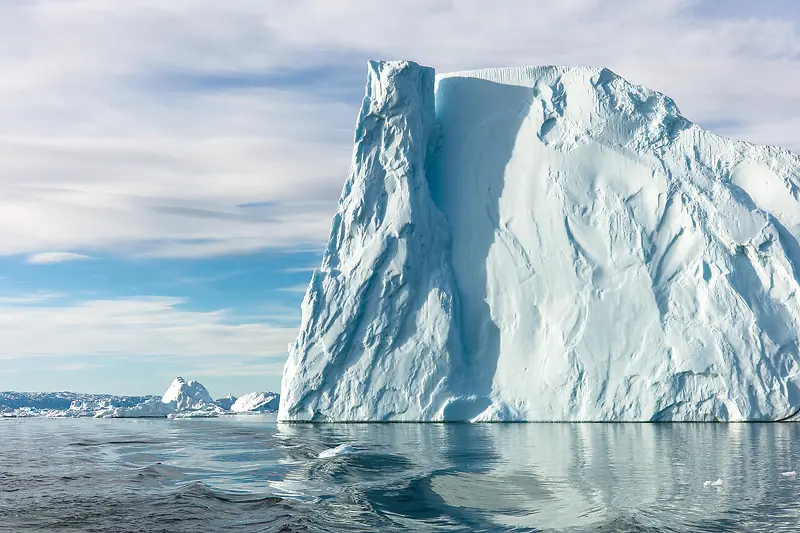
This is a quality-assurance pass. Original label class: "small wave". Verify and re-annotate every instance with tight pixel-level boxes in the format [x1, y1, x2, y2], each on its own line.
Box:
[70, 439, 162, 447]
[318, 444, 355, 459]
[170, 481, 283, 506]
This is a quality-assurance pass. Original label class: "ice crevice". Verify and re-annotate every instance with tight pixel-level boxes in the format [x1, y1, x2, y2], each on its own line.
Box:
[279, 60, 800, 422]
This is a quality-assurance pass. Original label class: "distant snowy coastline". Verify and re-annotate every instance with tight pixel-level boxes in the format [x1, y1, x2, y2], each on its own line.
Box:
[1, 377, 279, 419]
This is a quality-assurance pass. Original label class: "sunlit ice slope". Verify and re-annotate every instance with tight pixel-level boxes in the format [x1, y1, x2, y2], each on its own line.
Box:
[279, 60, 800, 422]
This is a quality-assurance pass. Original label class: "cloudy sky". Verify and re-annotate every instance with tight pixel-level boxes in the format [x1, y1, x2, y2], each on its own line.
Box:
[2, 0, 799, 397]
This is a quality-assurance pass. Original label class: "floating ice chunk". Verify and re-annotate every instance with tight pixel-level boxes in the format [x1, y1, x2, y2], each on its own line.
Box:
[780, 471, 797, 477]
[703, 479, 723, 487]
[318, 444, 356, 459]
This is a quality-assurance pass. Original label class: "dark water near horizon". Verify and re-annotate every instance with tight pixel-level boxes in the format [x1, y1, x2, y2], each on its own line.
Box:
[1, 417, 800, 532]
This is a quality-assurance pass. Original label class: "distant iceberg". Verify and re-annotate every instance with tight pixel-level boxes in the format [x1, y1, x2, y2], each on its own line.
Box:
[0, 391, 153, 418]
[215, 395, 238, 411]
[1, 379, 280, 418]
[105, 397, 176, 418]
[106, 377, 223, 418]
[231, 391, 280, 413]
[279, 60, 800, 422]
[161, 377, 215, 410]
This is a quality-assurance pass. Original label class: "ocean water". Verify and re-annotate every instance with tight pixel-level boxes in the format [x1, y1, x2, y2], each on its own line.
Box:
[1, 417, 799, 532]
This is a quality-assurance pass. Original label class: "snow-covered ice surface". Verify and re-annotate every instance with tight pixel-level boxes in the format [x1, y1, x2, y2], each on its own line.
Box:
[280, 60, 800, 422]
[231, 391, 280, 412]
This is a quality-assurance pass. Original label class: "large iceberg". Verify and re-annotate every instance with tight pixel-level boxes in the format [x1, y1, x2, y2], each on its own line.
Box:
[279, 61, 800, 422]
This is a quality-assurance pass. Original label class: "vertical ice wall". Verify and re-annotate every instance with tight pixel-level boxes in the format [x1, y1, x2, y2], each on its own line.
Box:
[279, 61, 800, 422]
[278, 61, 469, 421]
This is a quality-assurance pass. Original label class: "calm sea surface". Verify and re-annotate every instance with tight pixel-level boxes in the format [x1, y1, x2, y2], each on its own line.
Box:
[1, 417, 799, 532]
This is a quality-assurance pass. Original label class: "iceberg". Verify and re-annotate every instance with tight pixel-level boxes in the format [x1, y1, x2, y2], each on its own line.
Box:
[0, 392, 153, 418]
[215, 395, 238, 411]
[161, 376, 215, 410]
[318, 444, 356, 459]
[230, 391, 280, 413]
[279, 60, 800, 422]
[105, 397, 175, 418]
[0, 378, 229, 418]
[104, 377, 221, 418]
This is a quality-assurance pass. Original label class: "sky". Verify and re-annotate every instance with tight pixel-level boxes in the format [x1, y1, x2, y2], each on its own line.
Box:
[1, 1, 800, 398]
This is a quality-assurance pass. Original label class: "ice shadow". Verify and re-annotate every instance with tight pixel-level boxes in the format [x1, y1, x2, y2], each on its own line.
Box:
[427, 76, 533, 419]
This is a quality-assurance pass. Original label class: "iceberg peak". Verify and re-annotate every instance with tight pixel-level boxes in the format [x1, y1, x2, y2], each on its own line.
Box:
[162, 376, 214, 410]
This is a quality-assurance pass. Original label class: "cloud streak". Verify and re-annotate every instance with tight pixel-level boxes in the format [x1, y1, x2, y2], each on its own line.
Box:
[0, 295, 298, 364]
[0, 1, 798, 261]
[27, 252, 92, 264]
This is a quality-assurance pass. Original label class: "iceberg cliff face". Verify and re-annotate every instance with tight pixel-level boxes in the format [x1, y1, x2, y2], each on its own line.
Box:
[279, 61, 467, 421]
[279, 61, 800, 422]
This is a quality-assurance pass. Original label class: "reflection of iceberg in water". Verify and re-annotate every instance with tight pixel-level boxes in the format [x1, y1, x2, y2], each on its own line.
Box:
[431, 424, 800, 531]
[274, 423, 800, 531]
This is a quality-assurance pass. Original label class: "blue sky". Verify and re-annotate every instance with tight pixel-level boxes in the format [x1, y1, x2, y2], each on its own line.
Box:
[1, 1, 800, 397]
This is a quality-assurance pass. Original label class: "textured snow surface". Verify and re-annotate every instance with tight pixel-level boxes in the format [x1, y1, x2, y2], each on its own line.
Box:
[279, 60, 800, 422]
[231, 391, 280, 412]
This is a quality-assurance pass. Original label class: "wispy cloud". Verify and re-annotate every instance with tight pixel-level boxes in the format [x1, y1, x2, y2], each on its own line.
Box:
[27, 252, 91, 264]
[0, 296, 298, 363]
[0, 292, 65, 305]
[0, 1, 798, 262]
[282, 264, 319, 273]
[277, 284, 310, 294]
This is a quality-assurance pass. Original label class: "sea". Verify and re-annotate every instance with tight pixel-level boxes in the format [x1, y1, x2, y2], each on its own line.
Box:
[1, 417, 799, 532]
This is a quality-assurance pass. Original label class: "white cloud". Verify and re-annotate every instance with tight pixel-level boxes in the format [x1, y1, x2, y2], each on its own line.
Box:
[0, 292, 64, 305]
[277, 284, 310, 294]
[0, 296, 298, 363]
[0, 1, 798, 259]
[27, 252, 91, 264]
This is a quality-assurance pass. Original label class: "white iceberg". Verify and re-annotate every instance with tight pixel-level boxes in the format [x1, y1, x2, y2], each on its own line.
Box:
[230, 391, 280, 413]
[161, 376, 215, 410]
[99, 377, 221, 418]
[0, 392, 154, 418]
[105, 397, 174, 418]
[279, 60, 800, 422]
[215, 395, 238, 411]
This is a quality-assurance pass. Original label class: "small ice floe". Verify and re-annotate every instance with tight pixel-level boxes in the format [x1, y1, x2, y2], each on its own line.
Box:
[780, 471, 797, 478]
[318, 444, 355, 459]
[703, 478, 723, 487]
